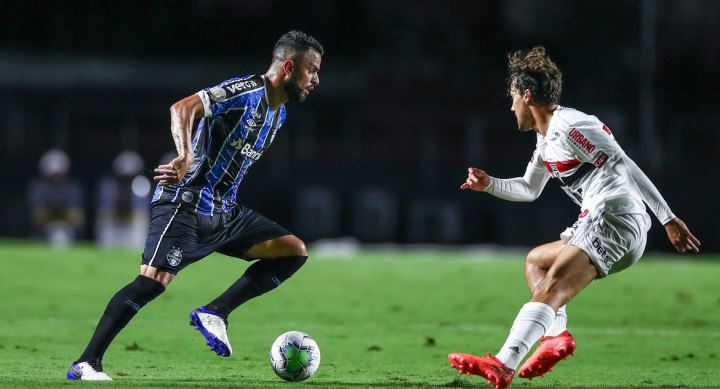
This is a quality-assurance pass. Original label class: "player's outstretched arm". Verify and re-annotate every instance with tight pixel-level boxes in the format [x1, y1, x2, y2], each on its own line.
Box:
[154, 94, 205, 186]
[664, 217, 701, 253]
[461, 160, 549, 202]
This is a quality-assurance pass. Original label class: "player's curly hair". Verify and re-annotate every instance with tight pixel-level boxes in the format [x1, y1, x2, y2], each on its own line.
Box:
[273, 30, 324, 60]
[507, 46, 562, 105]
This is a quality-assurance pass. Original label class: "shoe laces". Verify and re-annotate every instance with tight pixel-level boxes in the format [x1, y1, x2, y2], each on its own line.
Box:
[201, 307, 229, 327]
[201, 314, 228, 332]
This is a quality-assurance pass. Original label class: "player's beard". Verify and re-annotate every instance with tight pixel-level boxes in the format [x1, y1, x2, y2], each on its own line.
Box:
[518, 122, 534, 132]
[516, 113, 534, 132]
[284, 78, 307, 103]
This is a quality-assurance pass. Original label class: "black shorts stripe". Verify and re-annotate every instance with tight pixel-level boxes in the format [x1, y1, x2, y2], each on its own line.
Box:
[147, 203, 182, 267]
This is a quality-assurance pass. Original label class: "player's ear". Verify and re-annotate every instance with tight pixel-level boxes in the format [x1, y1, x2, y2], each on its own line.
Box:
[522, 89, 533, 105]
[282, 60, 295, 77]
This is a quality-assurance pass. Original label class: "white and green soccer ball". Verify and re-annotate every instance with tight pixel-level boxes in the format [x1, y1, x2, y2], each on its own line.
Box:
[269, 331, 321, 382]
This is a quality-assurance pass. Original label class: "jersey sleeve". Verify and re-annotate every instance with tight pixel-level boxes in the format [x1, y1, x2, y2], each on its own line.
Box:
[196, 77, 263, 117]
[564, 124, 622, 169]
[485, 138, 550, 202]
[615, 154, 676, 224]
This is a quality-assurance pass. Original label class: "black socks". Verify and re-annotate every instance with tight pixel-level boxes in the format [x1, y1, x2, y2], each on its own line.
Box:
[206, 255, 308, 319]
[76, 256, 307, 364]
[76, 275, 165, 364]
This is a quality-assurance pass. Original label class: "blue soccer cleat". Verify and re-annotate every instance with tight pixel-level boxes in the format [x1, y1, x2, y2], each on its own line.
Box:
[189, 306, 233, 357]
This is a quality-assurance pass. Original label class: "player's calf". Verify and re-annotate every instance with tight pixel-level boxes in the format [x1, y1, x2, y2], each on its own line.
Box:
[205, 255, 308, 318]
[70, 274, 165, 377]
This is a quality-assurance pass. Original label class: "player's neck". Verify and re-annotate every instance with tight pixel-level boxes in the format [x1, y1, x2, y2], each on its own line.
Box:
[263, 70, 287, 109]
[531, 104, 558, 136]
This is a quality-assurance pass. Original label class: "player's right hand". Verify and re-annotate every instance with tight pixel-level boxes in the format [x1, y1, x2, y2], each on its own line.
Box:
[664, 217, 701, 253]
[154, 155, 191, 186]
[460, 167, 491, 191]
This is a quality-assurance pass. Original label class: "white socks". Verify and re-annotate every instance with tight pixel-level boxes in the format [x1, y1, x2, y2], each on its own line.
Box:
[546, 305, 567, 336]
[496, 302, 555, 370]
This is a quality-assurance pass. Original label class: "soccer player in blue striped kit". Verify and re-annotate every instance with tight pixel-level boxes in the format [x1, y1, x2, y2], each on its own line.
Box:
[68, 31, 323, 380]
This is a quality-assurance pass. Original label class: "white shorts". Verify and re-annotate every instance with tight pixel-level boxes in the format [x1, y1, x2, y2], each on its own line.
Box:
[561, 211, 651, 278]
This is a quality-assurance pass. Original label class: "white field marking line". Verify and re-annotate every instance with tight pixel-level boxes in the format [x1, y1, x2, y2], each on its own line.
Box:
[308, 246, 719, 262]
[277, 322, 720, 338]
[421, 323, 720, 338]
[571, 326, 720, 338]
[310, 253, 517, 262]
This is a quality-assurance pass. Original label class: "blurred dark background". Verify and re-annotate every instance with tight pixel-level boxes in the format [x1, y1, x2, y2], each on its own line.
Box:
[1, 0, 718, 250]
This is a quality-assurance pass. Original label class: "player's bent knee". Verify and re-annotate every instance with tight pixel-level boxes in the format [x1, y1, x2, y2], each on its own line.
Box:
[526, 249, 543, 267]
[278, 235, 307, 257]
[139, 265, 175, 288]
[527, 247, 556, 270]
[105, 275, 166, 318]
[246, 235, 308, 259]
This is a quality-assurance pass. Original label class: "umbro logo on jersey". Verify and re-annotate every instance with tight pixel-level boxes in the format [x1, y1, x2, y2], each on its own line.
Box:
[245, 109, 263, 130]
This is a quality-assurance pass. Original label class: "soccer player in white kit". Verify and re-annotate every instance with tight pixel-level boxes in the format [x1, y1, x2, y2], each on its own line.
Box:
[448, 47, 701, 389]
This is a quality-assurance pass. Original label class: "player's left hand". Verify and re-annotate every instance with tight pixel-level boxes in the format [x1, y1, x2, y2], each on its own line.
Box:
[153, 155, 190, 186]
[664, 217, 701, 253]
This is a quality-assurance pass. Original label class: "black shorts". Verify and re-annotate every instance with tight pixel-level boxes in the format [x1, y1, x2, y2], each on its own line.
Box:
[141, 201, 292, 274]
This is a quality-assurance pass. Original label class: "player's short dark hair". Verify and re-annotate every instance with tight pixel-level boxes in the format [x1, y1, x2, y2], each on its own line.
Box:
[273, 30, 324, 61]
[507, 46, 562, 105]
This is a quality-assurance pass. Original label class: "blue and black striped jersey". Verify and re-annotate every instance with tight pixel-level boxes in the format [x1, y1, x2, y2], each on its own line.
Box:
[152, 74, 287, 215]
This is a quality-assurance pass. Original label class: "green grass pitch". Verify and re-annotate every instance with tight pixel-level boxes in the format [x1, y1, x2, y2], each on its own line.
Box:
[1, 242, 718, 388]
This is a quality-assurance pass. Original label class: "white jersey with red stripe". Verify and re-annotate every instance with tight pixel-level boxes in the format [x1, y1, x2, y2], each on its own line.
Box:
[535, 106, 645, 216]
[485, 106, 675, 224]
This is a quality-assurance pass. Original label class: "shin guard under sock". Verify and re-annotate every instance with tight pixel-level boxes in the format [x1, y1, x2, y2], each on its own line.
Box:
[495, 302, 556, 370]
[76, 275, 165, 363]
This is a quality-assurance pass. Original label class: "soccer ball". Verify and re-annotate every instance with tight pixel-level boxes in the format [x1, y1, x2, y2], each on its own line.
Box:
[269, 331, 321, 382]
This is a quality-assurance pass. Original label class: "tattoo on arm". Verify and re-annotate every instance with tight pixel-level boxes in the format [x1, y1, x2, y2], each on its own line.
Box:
[170, 101, 195, 160]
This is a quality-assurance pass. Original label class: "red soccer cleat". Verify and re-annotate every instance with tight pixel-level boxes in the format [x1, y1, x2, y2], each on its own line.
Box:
[518, 330, 576, 379]
[448, 352, 514, 389]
